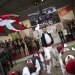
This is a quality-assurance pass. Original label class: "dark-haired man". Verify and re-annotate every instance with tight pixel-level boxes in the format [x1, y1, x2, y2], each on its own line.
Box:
[35, 24, 57, 74]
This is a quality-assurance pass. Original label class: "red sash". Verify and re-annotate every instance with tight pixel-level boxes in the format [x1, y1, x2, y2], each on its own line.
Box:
[47, 43, 51, 47]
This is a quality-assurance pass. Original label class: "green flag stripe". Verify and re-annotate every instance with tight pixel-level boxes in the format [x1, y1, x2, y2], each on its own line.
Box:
[14, 14, 19, 17]
[4, 25, 11, 34]
[12, 24, 23, 28]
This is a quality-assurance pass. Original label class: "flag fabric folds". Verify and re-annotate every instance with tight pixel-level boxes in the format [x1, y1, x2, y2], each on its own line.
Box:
[0, 14, 27, 34]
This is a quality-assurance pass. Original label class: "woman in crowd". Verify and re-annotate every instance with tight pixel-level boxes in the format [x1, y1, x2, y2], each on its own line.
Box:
[26, 38, 32, 54]
[21, 39, 26, 56]
[32, 39, 37, 53]
[17, 40, 21, 58]
[13, 40, 19, 59]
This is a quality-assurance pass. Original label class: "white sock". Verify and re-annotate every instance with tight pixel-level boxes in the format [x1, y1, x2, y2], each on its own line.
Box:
[43, 63, 45, 68]
[52, 58, 57, 66]
[46, 62, 51, 72]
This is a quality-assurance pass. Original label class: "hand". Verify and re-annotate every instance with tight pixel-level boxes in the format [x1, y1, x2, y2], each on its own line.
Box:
[35, 24, 40, 30]
[52, 45, 54, 48]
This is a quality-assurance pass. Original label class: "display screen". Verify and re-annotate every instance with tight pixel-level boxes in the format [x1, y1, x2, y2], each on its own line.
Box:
[28, 6, 60, 30]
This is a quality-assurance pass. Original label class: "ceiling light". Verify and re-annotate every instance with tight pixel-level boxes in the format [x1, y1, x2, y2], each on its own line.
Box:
[35, 2, 37, 5]
[41, 0, 44, 2]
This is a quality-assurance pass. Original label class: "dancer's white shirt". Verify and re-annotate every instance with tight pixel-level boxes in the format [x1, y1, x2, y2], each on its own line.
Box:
[22, 67, 30, 75]
[27, 59, 41, 75]
[22, 67, 37, 75]
[35, 24, 56, 39]
[35, 59, 41, 74]
[39, 53, 44, 62]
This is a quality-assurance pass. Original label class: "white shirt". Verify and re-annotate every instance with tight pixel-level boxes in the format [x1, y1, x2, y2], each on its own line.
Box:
[35, 59, 41, 75]
[31, 72, 37, 75]
[35, 24, 56, 44]
[45, 33, 51, 44]
[26, 58, 41, 75]
[39, 53, 44, 62]
[59, 53, 66, 75]
[35, 24, 56, 37]
[22, 67, 30, 75]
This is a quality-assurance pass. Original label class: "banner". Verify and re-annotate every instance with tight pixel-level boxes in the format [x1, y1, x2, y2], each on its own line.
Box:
[58, 5, 72, 16]
[57, 5, 75, 29]
[19, 19, 34, 38]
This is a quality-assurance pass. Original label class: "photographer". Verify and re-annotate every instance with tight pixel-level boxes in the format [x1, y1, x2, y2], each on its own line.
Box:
[0, 47, 7, 75]
[4, 40, 13, 68]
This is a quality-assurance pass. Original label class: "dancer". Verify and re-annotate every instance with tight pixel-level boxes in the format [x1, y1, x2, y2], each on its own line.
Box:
[35, 24, 57, 74]
[57, 44, 72, 75]
[9, 62, 37, 75]
[27, 57, 41, 75]
[61, 50, 75, 75]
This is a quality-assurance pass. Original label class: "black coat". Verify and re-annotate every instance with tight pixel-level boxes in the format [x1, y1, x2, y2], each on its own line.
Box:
[13, 44, 18, 50]
[5, 47, 12, 59]
[41, 33, 54, 47]
[21, 43, 25, 49]
[58, 31, 64, 38]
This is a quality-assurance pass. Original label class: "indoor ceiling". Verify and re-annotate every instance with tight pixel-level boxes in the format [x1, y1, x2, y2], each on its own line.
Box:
[0, 0, 48, 14]
[0, 0, 74, 20]
[0, 0, 74, 36]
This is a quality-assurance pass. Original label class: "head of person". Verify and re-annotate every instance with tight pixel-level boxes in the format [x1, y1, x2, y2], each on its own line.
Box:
[9, 38, 11, 41]
[5, 40, 7, 43]
[42, 27, 47, 33]
[9, 71, 20, 75]
[14, 40, 17, 44]
[65, 55, 75, 74]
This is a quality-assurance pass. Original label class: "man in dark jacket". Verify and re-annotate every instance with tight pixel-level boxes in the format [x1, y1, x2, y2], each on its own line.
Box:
[34, 38, 40, 50]
[35, 24, 57, 74]
[58, 29, 65, 43]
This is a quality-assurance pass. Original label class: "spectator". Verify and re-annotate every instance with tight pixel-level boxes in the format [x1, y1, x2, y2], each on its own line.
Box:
[17, 40, 21, 58]
[58, 29, 65, 43]
[67, 26, 74, 41]
[34, 37, 40, 50]
[12, 40, 19, 59]
[32, 39, 37, 53]
[26, 38, 32, 54]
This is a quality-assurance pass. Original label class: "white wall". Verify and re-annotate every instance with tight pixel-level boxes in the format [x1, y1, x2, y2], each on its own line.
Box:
[57, 5, 75, 21]
[19, 19, 33, 38]
[0, 34, 12, 42]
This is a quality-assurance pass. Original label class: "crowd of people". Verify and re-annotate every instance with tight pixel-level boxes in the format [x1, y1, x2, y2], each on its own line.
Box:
[0, 36, 40, 58]
[0, 35, 40, 75]
[58, 19, 75, 43]
[28, 6, 60, 30]
[8, 24, 75, 75]
[0, 19, 75, 75]
[65, 19, 75, 40]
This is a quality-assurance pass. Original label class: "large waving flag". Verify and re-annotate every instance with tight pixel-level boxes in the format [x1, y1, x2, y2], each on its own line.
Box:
[0, 14, 27, 34]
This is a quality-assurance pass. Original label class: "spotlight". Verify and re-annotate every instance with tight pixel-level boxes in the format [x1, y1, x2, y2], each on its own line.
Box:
[41, 0, 44, 2]
[34, 2, 37, 5]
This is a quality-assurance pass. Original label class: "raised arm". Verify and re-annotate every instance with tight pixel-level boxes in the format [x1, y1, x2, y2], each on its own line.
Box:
[35, 59, 41, 75]
[39, 53, 44, 62]
[49, 25, 56, 36]
[35, 24, 42, 37]
[22, 67, 30, 75]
